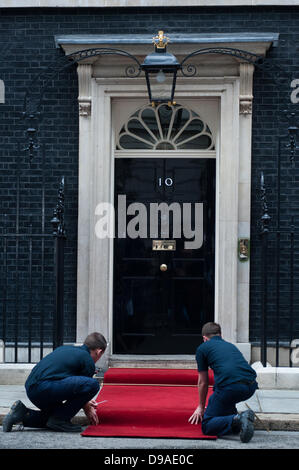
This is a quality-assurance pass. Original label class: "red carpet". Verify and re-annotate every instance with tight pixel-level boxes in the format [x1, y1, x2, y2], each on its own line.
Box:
[81, 368, 216, 439]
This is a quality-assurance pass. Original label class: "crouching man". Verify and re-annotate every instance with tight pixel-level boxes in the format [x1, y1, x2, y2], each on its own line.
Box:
[3, 332, 107, 433]
[189, 322, 258, 443]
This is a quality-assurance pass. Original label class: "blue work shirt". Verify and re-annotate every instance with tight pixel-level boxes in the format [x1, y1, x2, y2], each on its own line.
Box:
[195, 336, 257, 388]
[25, 344, 95, 389]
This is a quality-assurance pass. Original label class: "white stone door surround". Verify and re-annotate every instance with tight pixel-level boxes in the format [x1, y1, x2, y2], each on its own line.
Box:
[57, 33, 277, 367]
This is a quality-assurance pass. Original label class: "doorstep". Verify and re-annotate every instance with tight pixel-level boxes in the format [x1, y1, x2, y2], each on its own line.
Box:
[108, 355, 196, 369]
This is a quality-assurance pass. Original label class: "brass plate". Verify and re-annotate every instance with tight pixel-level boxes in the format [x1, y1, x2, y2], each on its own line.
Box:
[152, 240, 176, 251]
[238, 238, 250, 262]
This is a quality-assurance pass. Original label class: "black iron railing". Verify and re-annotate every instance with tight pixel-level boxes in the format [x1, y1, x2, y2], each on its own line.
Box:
[259, 119, 299, 367]
[51, 176, 66, 351]
[0, 155, 66, 362]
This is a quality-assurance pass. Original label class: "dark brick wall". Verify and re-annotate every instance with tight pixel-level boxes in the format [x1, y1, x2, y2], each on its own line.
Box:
[0, 6, 298, 346]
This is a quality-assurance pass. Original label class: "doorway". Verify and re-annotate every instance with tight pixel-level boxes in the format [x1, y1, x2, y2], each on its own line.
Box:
[113, 157, 215, 354]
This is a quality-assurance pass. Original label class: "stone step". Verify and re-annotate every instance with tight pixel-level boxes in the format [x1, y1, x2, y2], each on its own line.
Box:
[107, 355, 196, 369]
[0, 364, 35, 385]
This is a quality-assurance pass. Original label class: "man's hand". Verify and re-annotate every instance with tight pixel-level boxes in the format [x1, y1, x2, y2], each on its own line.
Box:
[89, 399, 98, 409]
[188, 406, 205, 425]
[83, 400, 99, 425]
[188, 371, 208, 425]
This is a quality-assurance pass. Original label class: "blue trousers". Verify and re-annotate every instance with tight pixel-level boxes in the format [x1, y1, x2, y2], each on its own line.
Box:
[202, 381, 258, 437]
[23, 376, 100, 428]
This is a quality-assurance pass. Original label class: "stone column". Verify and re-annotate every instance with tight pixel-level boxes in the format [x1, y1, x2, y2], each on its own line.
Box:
[215, 80, 240, 346]
[76, 64, 93, 342]
[237, 62, 254, 355]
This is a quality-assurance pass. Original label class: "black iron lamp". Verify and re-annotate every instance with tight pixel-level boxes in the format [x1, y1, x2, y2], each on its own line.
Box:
[141, 31, 181, 106]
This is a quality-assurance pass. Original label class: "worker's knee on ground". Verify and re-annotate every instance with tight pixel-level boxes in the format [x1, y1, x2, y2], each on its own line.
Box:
[201, 417, 219, 436]
[201, 419, 210, 436]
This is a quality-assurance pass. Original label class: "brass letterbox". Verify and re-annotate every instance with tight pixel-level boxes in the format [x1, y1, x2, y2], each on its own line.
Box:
[152, 240, 176, 251]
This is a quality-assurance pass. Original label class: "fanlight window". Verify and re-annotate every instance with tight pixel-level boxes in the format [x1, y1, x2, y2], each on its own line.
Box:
[116, 103, 215, 151]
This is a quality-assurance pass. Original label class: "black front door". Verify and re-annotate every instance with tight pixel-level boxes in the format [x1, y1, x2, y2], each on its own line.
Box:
[113, 158, 215, 354]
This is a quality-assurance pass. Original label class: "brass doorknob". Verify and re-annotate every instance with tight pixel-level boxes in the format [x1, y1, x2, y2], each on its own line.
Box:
[160, 263, 167, 272]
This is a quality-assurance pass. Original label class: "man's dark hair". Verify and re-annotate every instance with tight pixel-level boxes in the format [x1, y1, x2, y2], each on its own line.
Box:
[202, 322, 221, 338]
[84, 332, 107, 351]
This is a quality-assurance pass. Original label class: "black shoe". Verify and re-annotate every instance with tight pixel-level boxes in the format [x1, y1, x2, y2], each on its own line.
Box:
[239, 409, 255, 443]
[2, 400, 28, 432]
[46, 416, 82, 433]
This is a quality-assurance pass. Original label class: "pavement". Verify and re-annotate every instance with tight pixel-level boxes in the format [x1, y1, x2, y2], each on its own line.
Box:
[0, 385, 299, 452]
[1, 385, 299, 431]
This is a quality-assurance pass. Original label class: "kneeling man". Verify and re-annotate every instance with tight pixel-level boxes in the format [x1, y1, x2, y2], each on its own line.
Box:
[3, 332, 107, 433]
[189, 322, 258, 443]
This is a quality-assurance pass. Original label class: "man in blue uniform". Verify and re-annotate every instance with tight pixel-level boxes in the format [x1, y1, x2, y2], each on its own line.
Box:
[189, 322, 258, 442]
[3, 332, 107, 433]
